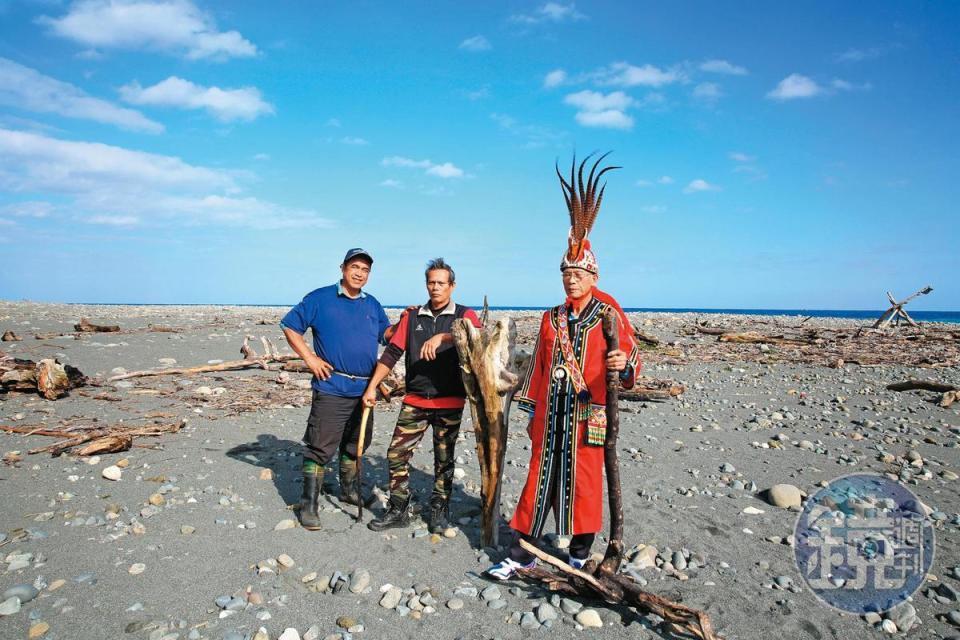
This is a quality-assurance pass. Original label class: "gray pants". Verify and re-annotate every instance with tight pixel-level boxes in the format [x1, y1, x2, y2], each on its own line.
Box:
[302, 390, 374, 465]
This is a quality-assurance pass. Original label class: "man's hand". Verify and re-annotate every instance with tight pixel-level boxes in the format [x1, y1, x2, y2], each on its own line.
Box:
[419, 334, 446, 361]
[361, 386, 377, 408]
[605, 349, 627, 372]
[306, 354, 334, 380]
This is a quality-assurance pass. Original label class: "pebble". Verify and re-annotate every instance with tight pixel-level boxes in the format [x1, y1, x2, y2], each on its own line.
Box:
[881, 619, 897, 633]
[4, 584, 39, 603]
[446, 598, 464, 610]
[180, 525, 195, 535]
[766, 484, 802, 508]
[277, 554, 295, 568]
[561, 598, 583, 614]
[537, 602, 558, 622]
[453, 586, 478, 598]
[336, 616, 356, 629]
[520, 611, 539, 629]
[102, 465, 122, 481]
[128, 563, 146, 575]
[947, 610, 960, 627]
[0, 597, 21, 616]
[278, 629, 300, 640]
[349, 569, 370, 593]
[28, 622, 50, 639]
[742, 506, 765, 515]
[380, 587, 403, 609]
[576, 609, 603, 628]
[480, 585, 501, 601]
[274, 519, 297, 531]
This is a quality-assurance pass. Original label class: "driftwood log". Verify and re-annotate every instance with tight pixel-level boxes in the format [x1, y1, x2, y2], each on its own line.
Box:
[75, 318, 121, 333]
[108, 336, 300, 381]
[1, 331, 21, 342]
[0, 420, 185, 456]
[452, 317, 519, 547]
[874, 286, 933, 329]
[887, 379, 959, 408]
[1, 353, 86, 399]
[518, 308, 719, 640]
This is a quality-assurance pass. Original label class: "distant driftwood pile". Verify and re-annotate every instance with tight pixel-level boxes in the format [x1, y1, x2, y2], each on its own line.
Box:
[0, 352, 86, 399]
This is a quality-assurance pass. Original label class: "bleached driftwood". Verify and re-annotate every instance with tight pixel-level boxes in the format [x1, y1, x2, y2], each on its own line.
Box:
[0, 420, 186, 456]
[1, 353, 86, 399]
[874, 286, 932, 329]
[452, 317, 519, 547]
[888, 379, 959, 408]
[75, 318, 120, 333]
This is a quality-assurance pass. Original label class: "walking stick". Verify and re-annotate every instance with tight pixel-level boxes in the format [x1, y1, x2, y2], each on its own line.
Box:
[356, 405, 371, 522]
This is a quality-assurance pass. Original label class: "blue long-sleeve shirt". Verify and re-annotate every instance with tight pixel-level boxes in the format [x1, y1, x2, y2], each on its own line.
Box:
[280, 283, 391, 397]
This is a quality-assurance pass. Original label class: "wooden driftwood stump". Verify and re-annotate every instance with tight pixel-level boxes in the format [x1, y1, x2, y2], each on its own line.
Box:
[452, 317, 519, 547]
[517, 308, 721, 640]
[1, 353, 86, 399]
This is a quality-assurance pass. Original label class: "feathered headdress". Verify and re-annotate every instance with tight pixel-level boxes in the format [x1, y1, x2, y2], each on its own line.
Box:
[557, 152, 620, 273]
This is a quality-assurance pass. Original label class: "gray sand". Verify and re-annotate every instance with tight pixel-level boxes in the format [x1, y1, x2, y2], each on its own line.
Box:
[0, 302, 958, 640]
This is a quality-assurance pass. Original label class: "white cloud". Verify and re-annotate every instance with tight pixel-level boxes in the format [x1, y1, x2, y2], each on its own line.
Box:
[119, 76, 273, 122]
[594, 62, 682, 88]
[563, 90, 634, 129]
[543, 69, 567, 88]
[340, 136, 369, 145]
[252, 153, 270, 161]
[0, 128, 329, 229]
[831, 78, 871, 92]
[1, 201, 55, 218]
[699, 59, 748, 75]
[459, 35, 490, 52]
[639, 205, 666, 214]
[462, 87, 490, 100]
[382, 156, 464, 178]
[574, 109, 633, 129]
[0, 218, 15, 227]
[379, 179, 403, 189]
[835, 47, 882, 63]
[564, 89, 634, 112]
[729, 152, 754, 162]
[767, 74, 823, 100]
[510, 2, 586, 24]
[0, 58, 162, 133]
[683, 178, 719, 194]
[87, 214, 138, 225]
[657, 175, 674, 184]
[693, 82, 721, 100]
[635, 179, 652, 187]
[39, 0, 257, 60]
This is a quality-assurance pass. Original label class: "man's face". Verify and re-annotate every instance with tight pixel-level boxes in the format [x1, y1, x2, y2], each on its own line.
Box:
[341, 257, 372, 290]
[426, 269, 455, 307]
[561, 268, 597, 299]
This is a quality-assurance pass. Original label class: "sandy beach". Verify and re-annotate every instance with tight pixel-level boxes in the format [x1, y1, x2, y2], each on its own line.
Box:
[1, 301, 958, 640]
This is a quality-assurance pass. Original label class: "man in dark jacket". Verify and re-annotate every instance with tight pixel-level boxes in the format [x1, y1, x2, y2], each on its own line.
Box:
[361, 258, 482, 533]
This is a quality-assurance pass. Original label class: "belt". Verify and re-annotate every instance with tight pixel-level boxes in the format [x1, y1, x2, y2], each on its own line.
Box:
[332, 370, 371, 381]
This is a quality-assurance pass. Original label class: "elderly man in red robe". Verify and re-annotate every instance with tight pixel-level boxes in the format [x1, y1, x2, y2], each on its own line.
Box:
[486, 154, 641, 579]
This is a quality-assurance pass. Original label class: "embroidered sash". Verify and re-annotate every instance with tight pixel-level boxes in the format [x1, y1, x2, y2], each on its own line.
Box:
[556, 305, 592, 420]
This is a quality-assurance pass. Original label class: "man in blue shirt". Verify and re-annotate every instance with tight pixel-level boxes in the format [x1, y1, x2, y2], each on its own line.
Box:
[281, 248, 392, 530]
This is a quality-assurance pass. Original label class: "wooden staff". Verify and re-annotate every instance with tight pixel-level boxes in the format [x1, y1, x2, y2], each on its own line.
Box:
[356, 405, 371, 522]
[599, 307, 623, 575]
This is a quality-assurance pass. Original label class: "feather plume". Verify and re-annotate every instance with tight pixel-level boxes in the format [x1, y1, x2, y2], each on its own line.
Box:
[556, 152, 620, 261]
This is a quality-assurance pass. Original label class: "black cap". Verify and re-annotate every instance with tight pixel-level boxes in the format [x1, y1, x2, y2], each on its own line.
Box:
[342, 247, 373, 265]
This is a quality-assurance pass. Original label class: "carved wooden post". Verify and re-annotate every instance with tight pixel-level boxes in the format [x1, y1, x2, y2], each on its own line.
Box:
[452, 317, 519, 547]
[598, 307, 624, 575]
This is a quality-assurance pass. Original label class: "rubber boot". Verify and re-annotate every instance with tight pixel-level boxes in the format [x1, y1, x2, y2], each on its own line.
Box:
[428, 497, 451, 534]
[338, 458, 376, 508]
[298, 473, 322, 531]
[367, 495, 410, 531]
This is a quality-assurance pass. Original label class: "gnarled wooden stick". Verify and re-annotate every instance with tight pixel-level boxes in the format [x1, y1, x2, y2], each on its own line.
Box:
[599, 307, 623, 574]
[452, 317, 518, 547]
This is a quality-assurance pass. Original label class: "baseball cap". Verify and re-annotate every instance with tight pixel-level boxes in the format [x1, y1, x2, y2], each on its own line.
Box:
[342, 248, 373, 265]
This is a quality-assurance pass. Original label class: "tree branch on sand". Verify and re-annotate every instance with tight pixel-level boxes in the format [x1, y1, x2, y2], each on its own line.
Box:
[0, 420, 186, 456]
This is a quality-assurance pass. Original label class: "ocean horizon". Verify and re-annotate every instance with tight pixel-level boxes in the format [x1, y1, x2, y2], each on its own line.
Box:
[17, 301, 960, 325]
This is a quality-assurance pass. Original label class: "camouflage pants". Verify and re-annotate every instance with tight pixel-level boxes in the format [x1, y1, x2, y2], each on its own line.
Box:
[387, 403, 463, 503]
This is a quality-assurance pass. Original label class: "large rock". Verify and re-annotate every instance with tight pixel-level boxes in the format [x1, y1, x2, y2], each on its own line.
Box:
[576, 609, 603, 628]
[766, 484, 803, 508]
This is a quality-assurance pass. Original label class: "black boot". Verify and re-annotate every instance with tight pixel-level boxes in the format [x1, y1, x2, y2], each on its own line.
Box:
[367, 496, 410, 531]
[428, 497, 451, 534]
[338, 461, 377, 508]
[298, 473, 322, 531]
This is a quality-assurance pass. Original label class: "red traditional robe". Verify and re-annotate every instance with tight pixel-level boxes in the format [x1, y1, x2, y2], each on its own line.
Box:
[510, 289, 640, 537]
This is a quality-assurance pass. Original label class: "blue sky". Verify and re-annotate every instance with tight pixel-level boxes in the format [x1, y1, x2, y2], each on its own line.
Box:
[0, 1, 957, 310]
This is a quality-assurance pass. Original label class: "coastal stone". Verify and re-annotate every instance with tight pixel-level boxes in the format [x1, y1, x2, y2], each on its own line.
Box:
[274, 519, 297, 531]
[520, 612, 539, 629]
[576, 609, 603, 628]
[0, 597, 21, 616]
[3, 584, 39, 603]
[180, 525, 195, 535]
[252, 628, 269, 640]
[742, 506, 765, 515]
[480, 585, 501, 601]
[766, 484, 802, 508]
[148, 493, 165, 506]
[888, 602, 918, 632]
[128, 563, 146, 575]
[380, 587, 403, 609]
[28, 622, 50, 639]
[672, 551, 687, 571]
[277, 553, 295, 568]
[349, 569, 370, 593]
[881, 619, 897, 634]
[561, 598, 583, 614]
[629, 545, 658, 570]
[102, 465, 122, 481]
[453, 586, 478, 598]
[336, 616, 356, 629]
[278, 629, 300, 640]
[446, 598, 464, 610]
[537, 603, 558, 623]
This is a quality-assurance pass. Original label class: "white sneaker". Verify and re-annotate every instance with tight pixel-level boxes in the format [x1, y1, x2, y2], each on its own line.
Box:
[484, 558, 536, 580]
[568, 556, 588, 570]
